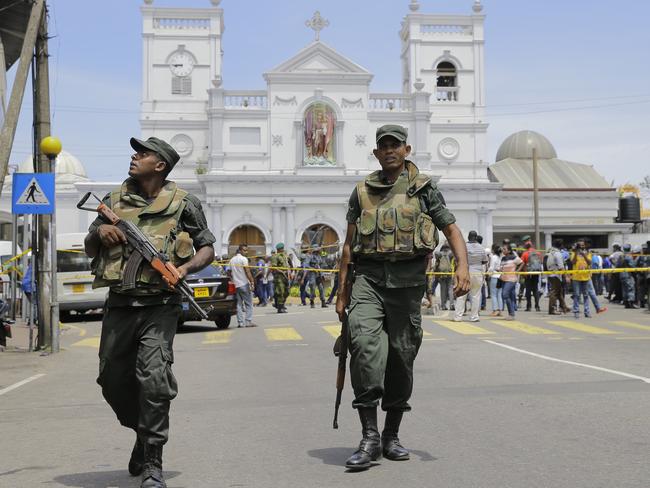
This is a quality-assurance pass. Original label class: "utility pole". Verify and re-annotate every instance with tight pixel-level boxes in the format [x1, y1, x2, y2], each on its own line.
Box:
[532, 147, 540, 249]
[34, 2, 56, 351]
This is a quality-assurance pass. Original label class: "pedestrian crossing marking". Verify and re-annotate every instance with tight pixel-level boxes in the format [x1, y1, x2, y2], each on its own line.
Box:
[490, 320, 559, 335]
[202, 331, 232, 344]
[611, 321, 650, 332]
[323, 325, 341, 338]
[547, 321, 618, 335]
[265, 327, 303, 341]
[433, 320, 494, 335]
[71, 337, 100, 348]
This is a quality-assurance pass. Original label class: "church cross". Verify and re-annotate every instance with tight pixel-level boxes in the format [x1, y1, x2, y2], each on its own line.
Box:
[305, 11, 329, 41]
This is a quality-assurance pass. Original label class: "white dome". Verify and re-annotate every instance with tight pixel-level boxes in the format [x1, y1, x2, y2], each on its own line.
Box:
[19, 150, 88, 178]
[496, 130, 557, 162]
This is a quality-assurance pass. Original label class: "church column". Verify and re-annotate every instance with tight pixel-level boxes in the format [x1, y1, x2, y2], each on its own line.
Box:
[477, 207, 491, 246]
[207, 200, 223, 256]
[285, 204, 296, 250]
[335, 121, 345, 165]
[207, 80, 225, 170]
[411, 80, 432, 169]
[272, 204, 282, 246]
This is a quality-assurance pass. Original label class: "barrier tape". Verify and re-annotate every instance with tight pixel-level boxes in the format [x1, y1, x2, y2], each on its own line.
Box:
[218, 262, 650, 277]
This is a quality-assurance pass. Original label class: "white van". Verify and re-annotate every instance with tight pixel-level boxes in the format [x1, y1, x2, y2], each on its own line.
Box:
[57, 233, 107, 319]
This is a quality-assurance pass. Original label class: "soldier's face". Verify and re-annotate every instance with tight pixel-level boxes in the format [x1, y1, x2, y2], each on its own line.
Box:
[374, 137, 411, 173]
[129, 151, 167, 179]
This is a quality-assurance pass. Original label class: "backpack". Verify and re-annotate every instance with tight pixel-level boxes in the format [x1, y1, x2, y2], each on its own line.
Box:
[437, 252, 452, 273]
[527, 251, 542, 272]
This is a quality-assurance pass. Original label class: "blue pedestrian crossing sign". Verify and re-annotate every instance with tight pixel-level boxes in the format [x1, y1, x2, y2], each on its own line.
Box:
[12, 173, 56, 214]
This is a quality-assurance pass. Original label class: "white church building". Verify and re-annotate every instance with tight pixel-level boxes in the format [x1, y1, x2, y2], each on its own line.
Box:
[0, 0, 633, 253]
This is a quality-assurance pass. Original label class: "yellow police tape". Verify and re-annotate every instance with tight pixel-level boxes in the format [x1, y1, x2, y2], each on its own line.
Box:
[219, 262, 650, 276]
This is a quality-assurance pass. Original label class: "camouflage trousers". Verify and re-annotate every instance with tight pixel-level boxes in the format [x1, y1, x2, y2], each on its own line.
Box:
[274, 274, 290, 307]
[347, 274, 424, 412]
[621, 274, 635, 302]
[97, 303, 179, 446]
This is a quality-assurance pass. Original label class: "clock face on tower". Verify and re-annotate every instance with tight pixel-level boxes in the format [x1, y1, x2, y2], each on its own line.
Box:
[169, 51, 194, 77]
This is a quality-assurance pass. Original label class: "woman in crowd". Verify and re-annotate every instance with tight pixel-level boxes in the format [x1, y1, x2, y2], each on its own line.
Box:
[499, 244, 523, 321]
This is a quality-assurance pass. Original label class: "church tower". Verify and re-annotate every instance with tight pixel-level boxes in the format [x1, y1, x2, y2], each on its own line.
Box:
[400, 0, 488, 181]
[140, 0, 224, 179]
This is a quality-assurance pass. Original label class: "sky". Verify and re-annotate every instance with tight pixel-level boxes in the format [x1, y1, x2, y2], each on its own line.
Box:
[5, 0, 650, 185]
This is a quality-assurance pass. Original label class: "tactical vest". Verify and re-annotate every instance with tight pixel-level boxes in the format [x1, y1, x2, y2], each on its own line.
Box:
[352, 161, 439, 259]
[91, 180, 195, 290]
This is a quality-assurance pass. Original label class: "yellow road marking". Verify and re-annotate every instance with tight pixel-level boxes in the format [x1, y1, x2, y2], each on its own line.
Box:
[265, 327, 303, 341]
[490, 320, 559, 335]
[71, 337, 100, 348]
[547, 321, 618, 335]
[63, 323, 87, 337]
[611, 321, 650, 332]
[323, 325, 341, 338]
[433, 320, 494, 335]
[202, 331, 233, 344]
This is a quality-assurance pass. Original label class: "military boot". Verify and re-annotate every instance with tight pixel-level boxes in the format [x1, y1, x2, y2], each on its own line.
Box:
[381, 410, 410, 461]
[128, 437, 144, 476]
[321, 300, 328, 308]
[140, 444, 166, 488]
[345, 407, 381, 470]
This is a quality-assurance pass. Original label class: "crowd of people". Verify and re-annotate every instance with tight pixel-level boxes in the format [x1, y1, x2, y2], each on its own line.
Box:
[426, 233, 650, 321]
[220, 243, 340, 325]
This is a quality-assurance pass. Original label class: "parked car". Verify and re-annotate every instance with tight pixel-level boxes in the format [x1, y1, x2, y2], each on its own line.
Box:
[57, 233, 107, 320]
[180, 263, 237, 328]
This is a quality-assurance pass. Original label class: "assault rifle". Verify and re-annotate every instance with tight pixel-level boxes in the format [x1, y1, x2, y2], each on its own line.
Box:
[332, 261, 354, 429]
[77, 192, 208, 320]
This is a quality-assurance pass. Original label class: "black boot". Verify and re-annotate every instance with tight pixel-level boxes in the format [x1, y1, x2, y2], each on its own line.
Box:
[140, 444, 166, 488]
[321, 301, 328, 308]
[128, 437, 144, 476]
[345, 407, 381, 470]
[310, 300, 315, 309]
[381, 410, 410, 461]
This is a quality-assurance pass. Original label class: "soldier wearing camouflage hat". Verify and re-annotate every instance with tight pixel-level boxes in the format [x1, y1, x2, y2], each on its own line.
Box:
[84, 136, 216, 488]
[336, 124, 470, 470]
[270, 242, 290, 313]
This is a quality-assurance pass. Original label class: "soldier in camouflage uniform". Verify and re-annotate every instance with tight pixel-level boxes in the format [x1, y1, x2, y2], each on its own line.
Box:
[270, 242, 290, 313]
[84, 137, 215, 488]
[336, 125, 470, 470]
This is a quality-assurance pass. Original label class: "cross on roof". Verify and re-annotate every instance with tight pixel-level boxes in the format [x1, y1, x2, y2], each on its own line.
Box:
[305, 11, 329, 41]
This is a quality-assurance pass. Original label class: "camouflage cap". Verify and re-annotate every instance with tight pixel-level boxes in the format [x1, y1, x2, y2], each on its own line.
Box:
[276, 242, 285, 250]
[130, 136, 180, 169]
[376, 124, 408, 144]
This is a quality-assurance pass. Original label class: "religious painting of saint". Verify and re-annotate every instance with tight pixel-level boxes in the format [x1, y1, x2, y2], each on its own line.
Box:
[303, 103, 336, 166]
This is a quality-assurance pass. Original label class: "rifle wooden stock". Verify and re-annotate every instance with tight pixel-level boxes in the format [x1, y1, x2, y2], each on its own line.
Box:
[333, 262, 354, 429]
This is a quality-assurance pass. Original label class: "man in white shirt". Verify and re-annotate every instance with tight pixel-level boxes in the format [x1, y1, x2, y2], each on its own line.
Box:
[229, 244, 256, 327]
[453, 231, 488, 322]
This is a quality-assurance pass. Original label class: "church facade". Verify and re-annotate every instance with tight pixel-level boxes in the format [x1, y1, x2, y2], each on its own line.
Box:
[109, 0, 500, 255]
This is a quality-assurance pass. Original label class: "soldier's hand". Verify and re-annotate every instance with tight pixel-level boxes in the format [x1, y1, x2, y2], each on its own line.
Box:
[335, 293, 349, 322]
[97, 224, 127, 247]
[453, 267, 471, 298]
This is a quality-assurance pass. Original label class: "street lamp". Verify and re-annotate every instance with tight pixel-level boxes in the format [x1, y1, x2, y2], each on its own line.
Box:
[39, 136, 61, 353]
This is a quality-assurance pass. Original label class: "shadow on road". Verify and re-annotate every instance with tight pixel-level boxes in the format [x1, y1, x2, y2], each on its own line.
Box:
[53, 469, 180, 487]
[307, 447, 437, 467]
[176, 323, 218, 334]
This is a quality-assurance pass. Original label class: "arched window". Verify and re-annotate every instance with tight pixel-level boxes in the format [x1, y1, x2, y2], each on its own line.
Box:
[303, 103, 337, 166]
[436, 61, 457, 102]
[301, 224, 339, 254]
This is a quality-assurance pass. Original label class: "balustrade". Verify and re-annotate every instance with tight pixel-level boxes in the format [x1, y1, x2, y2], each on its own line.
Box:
[368, 94, 411, 112]
[223, 91, 268, 109]
[420, 24, 472, 35]
[153, 17, 210, 29]
[435, 86, 458, 102]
